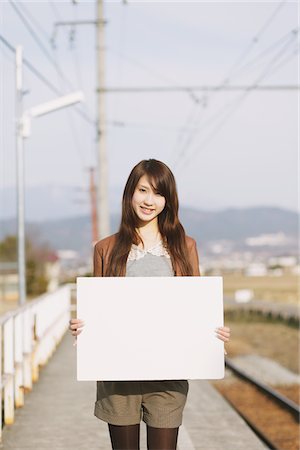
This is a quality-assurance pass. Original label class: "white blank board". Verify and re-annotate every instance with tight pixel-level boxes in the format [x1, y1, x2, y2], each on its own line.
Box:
[77, 276, 224, 381]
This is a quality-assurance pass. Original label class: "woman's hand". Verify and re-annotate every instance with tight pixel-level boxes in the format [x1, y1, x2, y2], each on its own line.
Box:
[215, 326, 230, 343]
[69, 318, 85, 336]
[215, 326, 230, 355]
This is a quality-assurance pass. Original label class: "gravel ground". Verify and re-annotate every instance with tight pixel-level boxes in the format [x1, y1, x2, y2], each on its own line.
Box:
[213, 378, 299, 450]
[213, 318, 300, 450]
[224, 319, 299, 374]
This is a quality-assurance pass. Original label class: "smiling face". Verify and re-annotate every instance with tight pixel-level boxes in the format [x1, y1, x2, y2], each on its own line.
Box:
[131, 175, 166, 224]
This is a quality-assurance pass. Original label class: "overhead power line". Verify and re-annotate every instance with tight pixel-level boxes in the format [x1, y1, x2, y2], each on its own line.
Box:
[171, 0, 290, 169]
[227, 28, 299, 81]
[0, 33, 95, 127]
[224, 0, 287, 83]
[9, 0, 73, 87]
[106, 47, 200, 104]
[173, 30, 298, 171]
[175, 30, 298, 173]
[8, 1, 95, 127]
[99, 85, 299, 93]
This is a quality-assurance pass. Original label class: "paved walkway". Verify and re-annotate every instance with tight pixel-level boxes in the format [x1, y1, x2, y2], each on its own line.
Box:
[1, 333, 266, 450]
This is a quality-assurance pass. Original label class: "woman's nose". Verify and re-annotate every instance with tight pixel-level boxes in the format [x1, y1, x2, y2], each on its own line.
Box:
[144, 192, 154, 205]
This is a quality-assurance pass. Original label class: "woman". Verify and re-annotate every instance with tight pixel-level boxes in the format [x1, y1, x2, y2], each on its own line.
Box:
[70, 159, 230, 450]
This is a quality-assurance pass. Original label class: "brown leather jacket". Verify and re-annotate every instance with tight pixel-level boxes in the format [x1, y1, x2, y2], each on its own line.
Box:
[93, 233, 200, 277]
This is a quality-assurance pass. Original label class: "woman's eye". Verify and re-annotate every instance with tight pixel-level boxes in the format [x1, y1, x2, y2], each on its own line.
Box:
[139, 188, 146, 192]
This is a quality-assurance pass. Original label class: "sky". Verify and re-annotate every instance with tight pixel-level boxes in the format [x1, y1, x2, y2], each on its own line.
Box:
[0, 0, 298, 221]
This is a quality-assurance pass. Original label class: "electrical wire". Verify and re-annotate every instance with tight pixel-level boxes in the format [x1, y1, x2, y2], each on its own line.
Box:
[223, 0, 287, 84]
[226, 28, 299, 83]
[109, 2, 127, 132]
[177, 32, 298, 171]
[49, 0, 61, 22]
[62, 0, 84, 90]
[9, 0, 75, 89]
[50, 0, 96, 170]
[173, 34, 296, 171]
[171, 0, 288, 168]
[175, 30, 298, 174]
[8, 1, 95, 126]
[45, 0, 90, 186]
[106, 119, 199, 133]
[0, 32, 91, 191]
[268, 43, 299, 76]
[173, 28, 299, 170]
[107, 46, 200, 104]
[0, 34, 95, 128]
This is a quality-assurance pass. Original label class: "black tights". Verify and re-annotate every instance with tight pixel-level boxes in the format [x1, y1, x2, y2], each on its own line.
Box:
[108, 423, 179, 450]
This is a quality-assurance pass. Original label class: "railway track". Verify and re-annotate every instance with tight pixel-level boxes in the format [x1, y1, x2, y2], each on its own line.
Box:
[214, 358, 300, 450]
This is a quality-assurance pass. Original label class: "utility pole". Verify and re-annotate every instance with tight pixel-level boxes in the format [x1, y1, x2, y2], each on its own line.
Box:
[96, 0, 110, 239]
[89, 168, 98, 245]
[53, 0, 111, 240]
[15, 45, 26, 306]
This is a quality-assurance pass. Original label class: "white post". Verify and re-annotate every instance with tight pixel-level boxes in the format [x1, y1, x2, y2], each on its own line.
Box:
[16, 45, 26, 306]
[14, 314, 24, 407]
[23, 308, 33, 390]
[96, 0, 110, 239]
[4, 318, 14, 425]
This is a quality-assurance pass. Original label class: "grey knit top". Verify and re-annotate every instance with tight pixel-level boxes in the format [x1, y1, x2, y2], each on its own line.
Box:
[126, 241, 174, 277]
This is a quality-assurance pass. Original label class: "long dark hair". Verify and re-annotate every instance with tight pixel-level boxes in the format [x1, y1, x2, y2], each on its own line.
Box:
[106, 159, 193, 276]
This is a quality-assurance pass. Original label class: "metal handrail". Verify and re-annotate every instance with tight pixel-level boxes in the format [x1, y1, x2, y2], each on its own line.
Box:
[0, 284, 72, 441]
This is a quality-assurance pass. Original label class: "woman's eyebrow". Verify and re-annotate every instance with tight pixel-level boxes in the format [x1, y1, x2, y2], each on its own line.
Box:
[139, 183, 158, 191]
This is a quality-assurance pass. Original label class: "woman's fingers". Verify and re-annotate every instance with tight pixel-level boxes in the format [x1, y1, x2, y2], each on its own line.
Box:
[69, 318, 84, 325]
[69, 319, 85, 336]
[216, 326, 230, 335]
[70, 323, 84, 330]
[71, 329, 82, 336]
[69, 319, 84, 328]
[220, 326, 230, 332]
[215, 326, 231, 342]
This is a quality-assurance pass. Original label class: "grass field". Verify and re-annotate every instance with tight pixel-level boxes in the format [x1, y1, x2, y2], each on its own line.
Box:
[223, 273, 298, 303]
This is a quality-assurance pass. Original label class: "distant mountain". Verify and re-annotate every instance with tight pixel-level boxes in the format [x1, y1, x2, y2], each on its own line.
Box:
[0, 185, 122, 221]
[0, 206, 297, 258]
[180, 206, 298, 241]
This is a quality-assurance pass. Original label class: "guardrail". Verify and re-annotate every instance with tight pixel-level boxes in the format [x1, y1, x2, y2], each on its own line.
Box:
[224, 297, 300, 324]
[0, 284, 71, 442]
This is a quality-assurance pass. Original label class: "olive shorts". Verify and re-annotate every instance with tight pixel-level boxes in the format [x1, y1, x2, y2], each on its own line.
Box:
[94, 380, 189, 428]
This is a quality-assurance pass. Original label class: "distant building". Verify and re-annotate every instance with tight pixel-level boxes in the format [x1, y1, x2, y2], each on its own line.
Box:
[268, 256, 297, 267]
[45, 252, 60, 292]
[245, 263, 267, 277]
[235, 289, 254, 303]
[245, 232, 289, 247]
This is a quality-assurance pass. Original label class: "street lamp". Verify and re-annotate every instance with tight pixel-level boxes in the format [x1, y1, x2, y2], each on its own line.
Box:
[16, 45, 84, 305]
[20, 91, 85, 138]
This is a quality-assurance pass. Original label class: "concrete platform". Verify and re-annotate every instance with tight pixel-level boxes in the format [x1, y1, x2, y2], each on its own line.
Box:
[230, 354, 300, 386]
[224, 297, 299, 322]
[1, 333, 266, 450]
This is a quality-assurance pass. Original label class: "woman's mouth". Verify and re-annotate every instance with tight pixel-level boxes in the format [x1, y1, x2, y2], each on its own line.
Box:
[140, 206, 154, 215]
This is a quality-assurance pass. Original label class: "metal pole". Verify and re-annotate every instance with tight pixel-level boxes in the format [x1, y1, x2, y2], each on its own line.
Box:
[16, 46, 26, 306]
[89, 167, 98, 245]
[96, 0, 110, 240]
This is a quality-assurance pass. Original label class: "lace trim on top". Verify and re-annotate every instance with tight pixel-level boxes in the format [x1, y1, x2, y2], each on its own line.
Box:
[128, 240, 170, 261]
